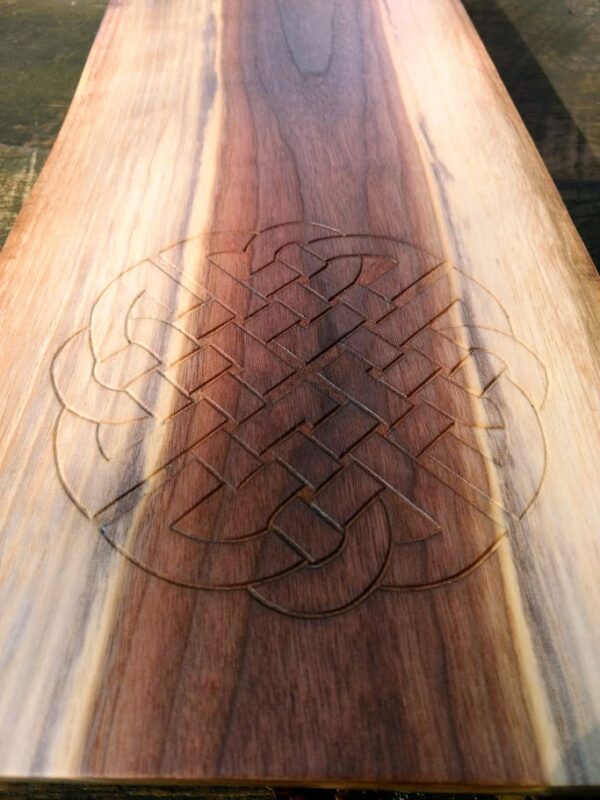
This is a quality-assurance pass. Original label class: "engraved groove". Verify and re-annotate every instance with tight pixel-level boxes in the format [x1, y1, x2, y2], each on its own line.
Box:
[52, 223, 547, 616]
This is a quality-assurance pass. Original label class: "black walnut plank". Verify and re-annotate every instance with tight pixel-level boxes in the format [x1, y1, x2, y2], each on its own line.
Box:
[0, 0, 599, 790]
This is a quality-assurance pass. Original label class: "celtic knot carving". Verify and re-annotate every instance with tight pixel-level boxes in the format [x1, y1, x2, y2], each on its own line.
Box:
[52, 222, 548, 617]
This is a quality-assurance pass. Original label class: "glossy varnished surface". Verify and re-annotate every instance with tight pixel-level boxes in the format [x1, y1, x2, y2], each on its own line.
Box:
[0, 0, 599, 789]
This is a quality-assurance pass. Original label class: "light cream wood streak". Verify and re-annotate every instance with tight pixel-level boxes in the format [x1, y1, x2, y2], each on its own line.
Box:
[375, 0, 560, 783]
[0, 0, 222, 774]
[376, 0, 566, 783]
[379, 0, 600, 783]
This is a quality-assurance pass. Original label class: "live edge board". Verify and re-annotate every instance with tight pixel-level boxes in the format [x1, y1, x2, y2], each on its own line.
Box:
[0, 0, 599, 791]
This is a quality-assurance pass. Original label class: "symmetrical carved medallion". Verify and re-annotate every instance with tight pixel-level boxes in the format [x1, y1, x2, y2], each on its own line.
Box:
[52, 223, 547, 616]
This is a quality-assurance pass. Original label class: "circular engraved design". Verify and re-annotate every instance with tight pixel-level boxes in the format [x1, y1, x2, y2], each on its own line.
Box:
[52, 223, 547, 617]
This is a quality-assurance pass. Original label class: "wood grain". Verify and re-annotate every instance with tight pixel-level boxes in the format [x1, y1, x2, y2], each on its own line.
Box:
[0, 0, 599, 790]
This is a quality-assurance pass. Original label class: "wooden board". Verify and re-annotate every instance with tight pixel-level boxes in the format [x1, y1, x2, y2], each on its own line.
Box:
[0, 0, 599, 790]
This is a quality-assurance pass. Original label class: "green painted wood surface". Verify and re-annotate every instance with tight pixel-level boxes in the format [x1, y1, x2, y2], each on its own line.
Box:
[0, 0, 105, 246]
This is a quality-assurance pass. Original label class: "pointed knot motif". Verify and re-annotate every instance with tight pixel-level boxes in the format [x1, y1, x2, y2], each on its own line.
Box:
[52, 223, 547, 616]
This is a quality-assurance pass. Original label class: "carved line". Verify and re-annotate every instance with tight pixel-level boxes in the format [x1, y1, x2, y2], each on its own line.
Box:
[51, 225, 548, 616]
[381, 534, 507, 592]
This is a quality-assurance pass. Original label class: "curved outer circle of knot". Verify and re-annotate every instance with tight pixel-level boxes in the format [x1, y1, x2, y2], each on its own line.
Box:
[51, 223, 548, 618]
